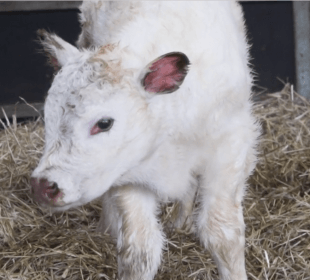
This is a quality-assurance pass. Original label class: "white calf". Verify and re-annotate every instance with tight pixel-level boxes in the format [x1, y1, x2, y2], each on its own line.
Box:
[31, 1, 259, 279]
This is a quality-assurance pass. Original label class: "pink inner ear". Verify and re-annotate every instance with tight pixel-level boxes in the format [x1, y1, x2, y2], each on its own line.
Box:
[51, 57, 60, 71]
[144, 56, 187, 93]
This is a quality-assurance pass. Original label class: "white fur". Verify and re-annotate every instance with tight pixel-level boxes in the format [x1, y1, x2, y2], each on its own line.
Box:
[32, 1, 260, 279]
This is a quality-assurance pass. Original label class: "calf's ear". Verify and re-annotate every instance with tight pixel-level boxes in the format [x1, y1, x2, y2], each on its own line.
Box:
[37, 29, 79, 71]
[141, 52, 190, 94]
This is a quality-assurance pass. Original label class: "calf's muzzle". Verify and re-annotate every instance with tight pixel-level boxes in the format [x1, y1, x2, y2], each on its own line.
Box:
[30, 177, 64, 206]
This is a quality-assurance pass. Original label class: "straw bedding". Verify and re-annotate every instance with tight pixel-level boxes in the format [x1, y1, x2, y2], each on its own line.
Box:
[0, 83, 309, 279]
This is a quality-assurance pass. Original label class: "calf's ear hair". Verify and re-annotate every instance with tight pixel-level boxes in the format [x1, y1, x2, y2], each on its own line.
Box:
[37, 29, 79, 71]
[141, 52, 190, 94]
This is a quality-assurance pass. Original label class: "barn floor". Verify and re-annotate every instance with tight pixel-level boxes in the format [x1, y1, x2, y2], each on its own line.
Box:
[0, 83, 309, 280]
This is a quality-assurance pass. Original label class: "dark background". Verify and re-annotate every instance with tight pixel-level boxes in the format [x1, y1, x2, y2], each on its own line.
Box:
[0, 1, 295, 106]
[242, 1, 295, 95]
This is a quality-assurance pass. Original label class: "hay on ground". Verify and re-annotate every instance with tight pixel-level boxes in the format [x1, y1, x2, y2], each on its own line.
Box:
[0, 83, 309, 279]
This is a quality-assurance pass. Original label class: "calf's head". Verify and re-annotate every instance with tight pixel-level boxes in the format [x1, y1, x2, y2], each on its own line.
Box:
[31, 30, 190, 210]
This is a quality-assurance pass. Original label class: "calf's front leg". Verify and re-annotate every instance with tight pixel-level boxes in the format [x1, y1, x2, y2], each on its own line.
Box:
[97, 185, 164, 280]
[196, 140, 255, 280]
[197, 190, 247, 280]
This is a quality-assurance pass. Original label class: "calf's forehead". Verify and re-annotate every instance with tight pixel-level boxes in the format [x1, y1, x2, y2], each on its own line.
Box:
[43, 63, 93, 138]
[45, 79, 121, 123]
[45, 59, 106, 112]
[43, 49, 141, 134]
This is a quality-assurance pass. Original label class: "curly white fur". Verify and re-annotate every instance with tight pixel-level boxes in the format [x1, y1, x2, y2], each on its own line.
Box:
[32, 1, 260, 279]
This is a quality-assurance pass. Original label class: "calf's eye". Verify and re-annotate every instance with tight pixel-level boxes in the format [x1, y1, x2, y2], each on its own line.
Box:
[91, 118, 114, 135]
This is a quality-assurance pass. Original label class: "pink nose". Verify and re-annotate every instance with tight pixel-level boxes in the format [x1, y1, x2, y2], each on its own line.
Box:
[30, 177, 63, 206]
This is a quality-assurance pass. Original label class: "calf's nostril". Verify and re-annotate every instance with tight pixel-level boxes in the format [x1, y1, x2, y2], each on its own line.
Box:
[46, 183, 60, 199]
